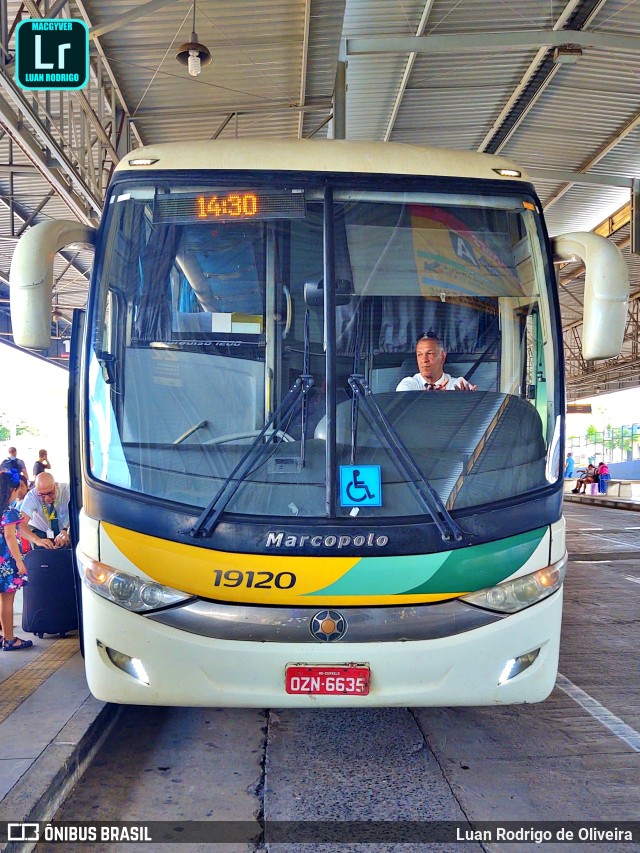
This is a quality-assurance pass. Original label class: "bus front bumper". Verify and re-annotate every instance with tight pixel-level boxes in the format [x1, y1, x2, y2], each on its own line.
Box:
[80, 585, 563, 707]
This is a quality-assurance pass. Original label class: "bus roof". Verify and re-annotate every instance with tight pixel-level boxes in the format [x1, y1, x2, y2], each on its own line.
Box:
[113, 139, 530, 183]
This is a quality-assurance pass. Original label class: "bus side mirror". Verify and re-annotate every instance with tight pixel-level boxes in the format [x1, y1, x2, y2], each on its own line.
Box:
[552, 231, 628, 361]
[10, 219, 96, 349]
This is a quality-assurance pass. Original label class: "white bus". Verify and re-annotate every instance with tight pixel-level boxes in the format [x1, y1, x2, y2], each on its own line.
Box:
[10, 139, 628, 706]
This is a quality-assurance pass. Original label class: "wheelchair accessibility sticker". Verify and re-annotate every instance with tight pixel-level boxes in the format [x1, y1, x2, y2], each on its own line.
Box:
[340, 465, 382, 507]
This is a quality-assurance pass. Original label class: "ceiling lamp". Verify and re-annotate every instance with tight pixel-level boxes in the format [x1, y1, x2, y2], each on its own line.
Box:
[176, 3, 211, 77]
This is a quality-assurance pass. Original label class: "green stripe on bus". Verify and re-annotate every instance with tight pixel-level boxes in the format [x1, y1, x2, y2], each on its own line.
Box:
[305, 527, 546, 597]
[403, 526, 545, 594]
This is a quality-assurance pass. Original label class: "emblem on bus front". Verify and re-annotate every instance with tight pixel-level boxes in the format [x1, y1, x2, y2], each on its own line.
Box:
[310, 610, 347, 642]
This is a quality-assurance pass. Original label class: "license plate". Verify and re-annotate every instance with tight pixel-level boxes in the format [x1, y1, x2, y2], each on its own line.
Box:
[285, 664, 370, 695]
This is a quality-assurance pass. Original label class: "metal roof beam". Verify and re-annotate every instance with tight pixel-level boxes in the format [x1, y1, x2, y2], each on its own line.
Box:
[345, 30, 640, 55]
[544, 110, 640, 210]
[0, 87, 98, 223]
[0, 164, 38, 173]
[474, 1, 616, 163]
[66, 0, 143, 148]
[529, 168, 632, 190]
[383, 0, 436, 142]
[133, 97, 334, 118]
[477, 0, 588, 154]
[47, 0, 70, 19]
[297, 0, 311, 139]
[15, 190, 55, 237]
[20, 0, 120, 165]
[90, 0, 180, 40]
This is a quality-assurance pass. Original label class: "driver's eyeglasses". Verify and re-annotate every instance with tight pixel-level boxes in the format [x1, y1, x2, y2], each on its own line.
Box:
[37, 488, 56, 498]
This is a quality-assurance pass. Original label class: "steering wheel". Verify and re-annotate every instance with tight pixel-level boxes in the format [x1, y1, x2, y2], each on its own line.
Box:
[206, 429, 295, 445]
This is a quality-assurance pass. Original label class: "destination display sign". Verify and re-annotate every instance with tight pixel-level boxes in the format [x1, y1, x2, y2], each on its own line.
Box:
[153, 189, 306, 224]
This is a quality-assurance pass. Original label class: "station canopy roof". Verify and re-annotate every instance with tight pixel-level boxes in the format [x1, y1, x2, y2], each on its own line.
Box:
[0, 0, 639, 399]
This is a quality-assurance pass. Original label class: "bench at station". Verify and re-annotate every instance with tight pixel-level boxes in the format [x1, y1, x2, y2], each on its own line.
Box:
[563, 478, 633, 498]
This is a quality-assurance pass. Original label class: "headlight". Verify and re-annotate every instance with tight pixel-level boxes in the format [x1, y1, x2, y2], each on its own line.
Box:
[78, 553, 195, 613]
[460, 555, 567, 613]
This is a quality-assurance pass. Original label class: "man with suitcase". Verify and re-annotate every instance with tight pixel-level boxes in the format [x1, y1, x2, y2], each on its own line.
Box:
[20, 473, 71, 549]
[19, 472, 78, 638]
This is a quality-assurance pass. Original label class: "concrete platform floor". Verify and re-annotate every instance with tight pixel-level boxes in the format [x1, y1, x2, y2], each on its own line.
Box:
[0, 489, 638, 851]
[0, 592, 118, 852]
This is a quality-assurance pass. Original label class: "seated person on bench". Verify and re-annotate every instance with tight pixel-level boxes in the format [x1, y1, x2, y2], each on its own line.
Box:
[396, 334, 477, 392]
[571, 463, 597, 494]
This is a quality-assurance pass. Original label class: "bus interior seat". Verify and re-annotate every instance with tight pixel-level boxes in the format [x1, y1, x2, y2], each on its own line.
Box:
[370, 357, 416, 393]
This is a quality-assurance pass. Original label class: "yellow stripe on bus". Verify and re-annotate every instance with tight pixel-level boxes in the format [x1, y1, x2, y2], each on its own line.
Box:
[100, 522, 461, 606]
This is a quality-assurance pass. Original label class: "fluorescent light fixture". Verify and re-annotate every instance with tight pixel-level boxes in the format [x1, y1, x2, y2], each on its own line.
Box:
[553, 46, 583, 65]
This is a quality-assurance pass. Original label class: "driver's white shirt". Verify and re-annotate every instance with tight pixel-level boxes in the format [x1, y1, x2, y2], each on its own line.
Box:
[396, 372, 466, 391]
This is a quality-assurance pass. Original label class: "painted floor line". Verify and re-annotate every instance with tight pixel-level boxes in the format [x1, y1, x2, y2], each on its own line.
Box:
[624, 575, 640, 585]
[556, 673, 640, 753]
[582, 532, 640, 550]
[570, 552, 639, 562]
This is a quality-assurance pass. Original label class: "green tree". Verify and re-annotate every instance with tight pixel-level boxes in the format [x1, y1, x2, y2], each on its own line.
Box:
[16, 421, 39, 437]
[0, 411, 10, 442]
[585, 424, 600, 444]
[0, 411, 39, 442]
[608, 424, 633, 455]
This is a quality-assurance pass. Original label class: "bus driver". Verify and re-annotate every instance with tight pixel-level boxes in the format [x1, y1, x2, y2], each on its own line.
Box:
[396, 335, 477, 392]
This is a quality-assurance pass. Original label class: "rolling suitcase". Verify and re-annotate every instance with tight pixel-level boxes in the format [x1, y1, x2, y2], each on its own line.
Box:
[21, 548, 79, 638]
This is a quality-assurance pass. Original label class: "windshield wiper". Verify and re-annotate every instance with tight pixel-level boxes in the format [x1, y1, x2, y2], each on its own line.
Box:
[191, 312, 314, 539]
[349, 311, 362, 466]
[299, 310, 311, 469]
[174, 420, 208, 445]
[347, 373, 464, 543]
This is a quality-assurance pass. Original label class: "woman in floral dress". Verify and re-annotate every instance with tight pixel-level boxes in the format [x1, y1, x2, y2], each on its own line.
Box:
[0, 469, 32, 650]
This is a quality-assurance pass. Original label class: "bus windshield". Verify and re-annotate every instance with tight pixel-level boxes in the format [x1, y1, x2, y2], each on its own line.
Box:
[87, 175, 559, 520]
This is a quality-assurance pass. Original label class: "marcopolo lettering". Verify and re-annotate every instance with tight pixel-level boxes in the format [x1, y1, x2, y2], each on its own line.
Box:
[266, 531, 389, 549]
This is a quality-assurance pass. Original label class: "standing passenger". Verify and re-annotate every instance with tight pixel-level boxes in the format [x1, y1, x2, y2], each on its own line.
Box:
[33, 449, 51, 479]
[564, 453, 575, 478]
[0, 469, 33, 650]
[597, 460, 610, 494]
[0, 447, 28, 480]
